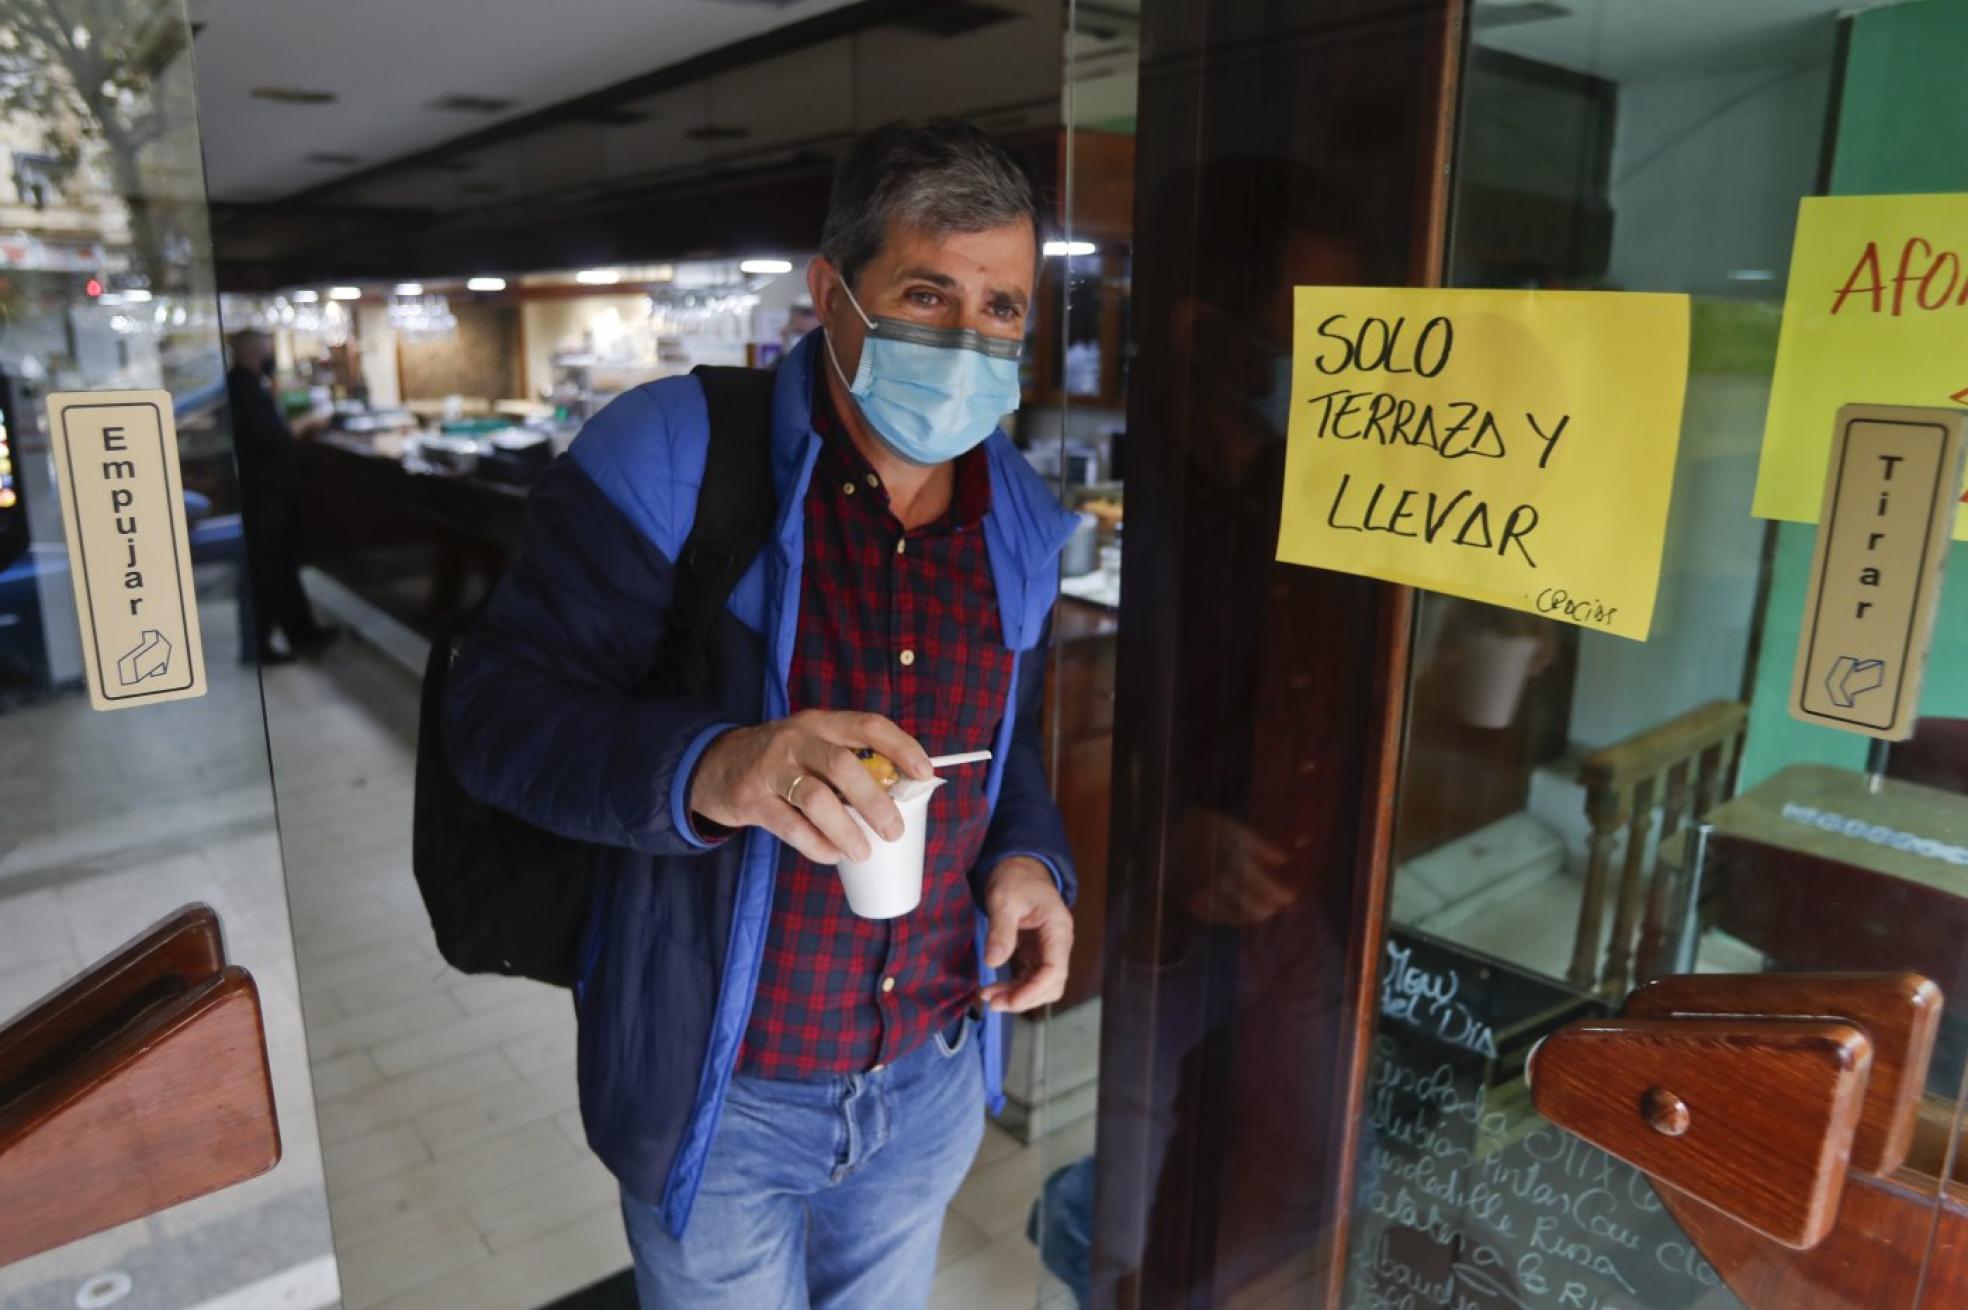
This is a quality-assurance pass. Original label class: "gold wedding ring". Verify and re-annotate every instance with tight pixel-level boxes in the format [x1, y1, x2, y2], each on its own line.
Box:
[784, 774, 807, 807]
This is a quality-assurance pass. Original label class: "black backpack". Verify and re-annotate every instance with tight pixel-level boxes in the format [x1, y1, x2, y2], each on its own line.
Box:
[411, 366, 776, 986]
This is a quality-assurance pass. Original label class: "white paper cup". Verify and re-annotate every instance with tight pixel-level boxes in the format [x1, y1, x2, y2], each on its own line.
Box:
[1451, 632, 1541, 729]
[836, 777, 946, 919]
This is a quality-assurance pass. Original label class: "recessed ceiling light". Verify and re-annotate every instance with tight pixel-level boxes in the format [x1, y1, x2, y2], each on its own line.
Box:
[427, 93, 518, 116]
[291, 289, 320, 303]
[1044, 241, 1097, 257]
[575, 269, 621, 285]
[740, 259, 794, 276]
[121, 288, 153, 302]
[329, 286, 362, 300]
[1472, 1, 1573, 31]
[1727, 268, 1777, 282]
[467, 277, 507, 292]
[251, 86, 338, 105]
[394, 282, 425, 296]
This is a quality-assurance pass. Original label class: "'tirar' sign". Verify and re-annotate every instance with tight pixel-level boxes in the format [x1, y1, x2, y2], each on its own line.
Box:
[1790, 405, 1965, 741]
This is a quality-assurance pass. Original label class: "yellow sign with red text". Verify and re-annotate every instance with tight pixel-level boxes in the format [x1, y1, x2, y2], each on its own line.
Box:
[1274, 287, 1691, 642]
[1758, 193, 1968, 540]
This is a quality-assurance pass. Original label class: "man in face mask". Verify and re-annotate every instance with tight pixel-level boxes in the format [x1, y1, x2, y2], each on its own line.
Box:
[446, 118, 1078, 1309]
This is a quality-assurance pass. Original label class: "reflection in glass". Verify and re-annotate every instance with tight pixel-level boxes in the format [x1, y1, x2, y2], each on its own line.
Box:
[1363, 3, 1968, 1308]
[0, 1, 332, 1304]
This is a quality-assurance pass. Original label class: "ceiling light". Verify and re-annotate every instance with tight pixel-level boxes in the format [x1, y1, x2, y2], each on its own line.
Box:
[1044, 241, 1097, 258]
[427, 93, 519, 115]
[394, 282, 425, 296]
[291, 289, 319, 303]
[328, 286, 362, 300]
[122, 288, 153, 303]
[740, 259, 794, 276]
[575, 269, 621, 285]
[1472, 1, 1573, 30]
[1727, 269, 1777, 282]
[467, 277, 507, 292]
[251, 86, 338, 106]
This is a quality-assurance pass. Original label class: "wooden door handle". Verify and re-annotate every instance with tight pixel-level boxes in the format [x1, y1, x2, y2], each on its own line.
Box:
[1527, 971, 1943, 1252]
[1624, 972, 1942, 1177]
[0, 905, 280, 1266]
[1528, 1016, 1873, 1249]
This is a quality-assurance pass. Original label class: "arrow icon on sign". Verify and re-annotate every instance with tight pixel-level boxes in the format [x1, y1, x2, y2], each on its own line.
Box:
[115, 629, 173, 686]
[1825, 655, 1886, 709]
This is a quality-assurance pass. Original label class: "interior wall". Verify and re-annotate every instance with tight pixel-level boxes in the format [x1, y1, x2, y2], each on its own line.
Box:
[1605, 52, 1836, 296]
[1560, 28, 1838, 752]
[354, 302, 401, 408]
[397, 301, 521, 402]
[520, 294, 655, 400]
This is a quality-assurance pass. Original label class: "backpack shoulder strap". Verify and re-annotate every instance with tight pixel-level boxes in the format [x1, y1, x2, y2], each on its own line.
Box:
[664, 365, 777, 696]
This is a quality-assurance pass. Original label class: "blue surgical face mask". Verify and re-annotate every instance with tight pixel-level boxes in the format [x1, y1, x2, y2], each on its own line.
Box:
[824, 279, 1023, 466]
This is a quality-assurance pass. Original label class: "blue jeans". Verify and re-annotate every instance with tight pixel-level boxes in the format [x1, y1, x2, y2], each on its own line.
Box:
[621, 1017, 985, 1309]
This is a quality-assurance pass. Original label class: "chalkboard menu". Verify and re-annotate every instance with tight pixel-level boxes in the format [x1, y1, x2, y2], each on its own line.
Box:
[1345, 928, 1742, 1310]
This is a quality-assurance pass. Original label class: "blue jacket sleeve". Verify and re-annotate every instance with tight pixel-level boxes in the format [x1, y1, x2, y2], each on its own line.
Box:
[444, 455, 738, 856]
[972, 613, 1079, 907]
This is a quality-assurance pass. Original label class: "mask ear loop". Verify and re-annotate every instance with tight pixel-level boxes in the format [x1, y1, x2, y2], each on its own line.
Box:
[822, 271, 877, 392]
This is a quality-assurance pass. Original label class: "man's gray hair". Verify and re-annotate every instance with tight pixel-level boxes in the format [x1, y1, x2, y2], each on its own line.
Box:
[820, 118, 1043, 288]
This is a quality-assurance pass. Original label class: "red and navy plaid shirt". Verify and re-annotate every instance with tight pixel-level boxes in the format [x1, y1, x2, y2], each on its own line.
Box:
[737, 377, 1011, 1079]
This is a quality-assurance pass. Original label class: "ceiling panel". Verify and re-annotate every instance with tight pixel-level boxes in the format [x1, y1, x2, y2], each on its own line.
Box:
[187, 0, 863, 200]
[854, 0, 1061, 128]
[1476, 0, 1869, 78]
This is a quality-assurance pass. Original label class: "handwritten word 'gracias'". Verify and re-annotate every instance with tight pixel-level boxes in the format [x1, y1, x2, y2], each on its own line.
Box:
[1305, 314, 1571, 568]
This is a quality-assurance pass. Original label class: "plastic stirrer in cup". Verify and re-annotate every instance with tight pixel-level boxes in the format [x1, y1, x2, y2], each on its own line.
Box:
[928, 750, 993, 769]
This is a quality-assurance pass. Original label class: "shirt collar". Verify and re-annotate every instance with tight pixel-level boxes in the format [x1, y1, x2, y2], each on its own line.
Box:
[810, 368, 991, 532]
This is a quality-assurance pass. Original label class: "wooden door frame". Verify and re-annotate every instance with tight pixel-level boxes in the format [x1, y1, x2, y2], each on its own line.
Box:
[1088, 1, 1464, 1305]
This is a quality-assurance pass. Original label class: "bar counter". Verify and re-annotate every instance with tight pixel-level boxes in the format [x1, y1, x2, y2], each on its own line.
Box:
[298, 430, 528, 637]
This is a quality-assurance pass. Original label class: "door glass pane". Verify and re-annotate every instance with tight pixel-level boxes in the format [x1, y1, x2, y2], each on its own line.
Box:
[1026, 1, 1137, 1307]
[0, 1, 333, 1306]
[1356, 3, 1968, 1308]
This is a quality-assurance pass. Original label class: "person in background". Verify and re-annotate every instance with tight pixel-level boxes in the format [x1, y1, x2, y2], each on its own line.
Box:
[225, 329, 337, 664]
[446, 118, 1079, 1309]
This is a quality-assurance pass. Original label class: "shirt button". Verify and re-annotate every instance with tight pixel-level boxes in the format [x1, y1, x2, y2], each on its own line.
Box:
[899, 649, 916, 667]
[866, 473, 881, 488]
[870, 1063, 886, 1074]
[882, 976, 896, 993]
[843, 481, 857, 496]
[895, 539, 907, 556]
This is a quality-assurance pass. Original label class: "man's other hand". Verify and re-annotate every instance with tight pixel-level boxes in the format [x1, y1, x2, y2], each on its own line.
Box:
[979, 857, 1073, 1013]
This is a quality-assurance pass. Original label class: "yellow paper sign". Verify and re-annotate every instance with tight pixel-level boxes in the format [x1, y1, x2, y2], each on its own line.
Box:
[1275, 287, 1691, 641]
[1757, 194, 1968, 540]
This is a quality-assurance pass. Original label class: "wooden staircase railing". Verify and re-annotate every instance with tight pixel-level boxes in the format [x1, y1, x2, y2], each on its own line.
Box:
[1568, 699, 1747, 996]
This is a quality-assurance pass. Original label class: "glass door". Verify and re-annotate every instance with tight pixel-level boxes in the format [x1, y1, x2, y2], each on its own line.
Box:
[0, 1, 335, 1306]
[1346, 2, 1968, 1307]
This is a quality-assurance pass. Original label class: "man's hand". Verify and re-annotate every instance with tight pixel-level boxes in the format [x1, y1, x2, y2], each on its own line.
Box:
[978, 857, 1073, 1013]
[688, 710, 932, 865]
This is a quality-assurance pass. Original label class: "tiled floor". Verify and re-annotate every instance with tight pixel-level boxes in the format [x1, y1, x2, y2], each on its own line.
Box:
[262, 634, 1077, 1310]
